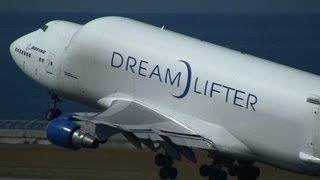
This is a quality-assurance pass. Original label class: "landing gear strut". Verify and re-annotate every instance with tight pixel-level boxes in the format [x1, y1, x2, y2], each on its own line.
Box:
[45, 93, 62, 121]
[155, 153, 178, 179]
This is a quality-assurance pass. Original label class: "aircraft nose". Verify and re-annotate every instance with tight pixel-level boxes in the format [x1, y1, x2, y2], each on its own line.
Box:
[9, 41, 15, 58]
[9, 39, 23, 69]
[9, 40, 19, 64]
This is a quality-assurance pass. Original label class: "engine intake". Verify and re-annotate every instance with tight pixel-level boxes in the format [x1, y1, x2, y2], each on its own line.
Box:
[46, 114, 99, 149]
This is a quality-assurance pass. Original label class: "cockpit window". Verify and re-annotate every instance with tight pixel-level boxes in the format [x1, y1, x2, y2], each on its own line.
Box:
[41, 25, 48, 32]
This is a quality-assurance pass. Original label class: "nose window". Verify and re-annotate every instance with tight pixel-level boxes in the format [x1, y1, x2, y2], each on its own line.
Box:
[41, 25, 48, 32]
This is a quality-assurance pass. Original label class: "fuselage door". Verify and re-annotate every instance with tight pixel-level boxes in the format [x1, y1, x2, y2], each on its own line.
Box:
[39, 52, 59, 91]
[307, 95, 320, 157]
[46, 53, 55, 75]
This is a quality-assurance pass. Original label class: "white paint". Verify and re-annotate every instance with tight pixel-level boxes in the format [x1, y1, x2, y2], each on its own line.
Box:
[9, 16, 320, 175]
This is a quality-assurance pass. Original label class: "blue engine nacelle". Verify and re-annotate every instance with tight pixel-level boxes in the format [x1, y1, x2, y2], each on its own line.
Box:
[46, 113, 99, 149]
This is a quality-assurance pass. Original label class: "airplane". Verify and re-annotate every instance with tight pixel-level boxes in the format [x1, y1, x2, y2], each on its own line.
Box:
[9, 16, 320, 180]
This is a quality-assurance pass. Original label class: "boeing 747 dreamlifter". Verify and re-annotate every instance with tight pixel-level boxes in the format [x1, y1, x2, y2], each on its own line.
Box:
[9, 17, 320, 180]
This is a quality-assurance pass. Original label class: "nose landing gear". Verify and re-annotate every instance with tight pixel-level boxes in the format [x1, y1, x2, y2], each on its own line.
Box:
[45, 93, 62, 121]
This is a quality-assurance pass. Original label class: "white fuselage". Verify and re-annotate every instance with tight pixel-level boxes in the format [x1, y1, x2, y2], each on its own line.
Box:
[10, 17, 320, 175]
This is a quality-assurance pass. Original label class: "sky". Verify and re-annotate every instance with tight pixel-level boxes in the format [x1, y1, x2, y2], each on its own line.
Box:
[1, 0, 320, 14]
[1, 0, 320, 118]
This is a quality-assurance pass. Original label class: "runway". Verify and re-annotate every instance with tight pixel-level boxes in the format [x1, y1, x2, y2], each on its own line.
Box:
[0, 144, 318, 180]
[0, 178, 62, 180]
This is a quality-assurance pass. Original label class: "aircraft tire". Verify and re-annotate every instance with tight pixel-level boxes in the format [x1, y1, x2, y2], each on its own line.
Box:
[199, 164, 210, 177]
[165, 155, 174, 167]
[45, 109, 54, 121]
[237, 166, 260, 180]
[250, 166, 260, 179]
[169, 167, 178, 179]
[216, 170, 228, 180]
[155, 153, 166, 167]
[55, 108, 62, 118]
[228, 166, 238, 176]
[45, 109, 63, 121]
[159, 166, 169, 179]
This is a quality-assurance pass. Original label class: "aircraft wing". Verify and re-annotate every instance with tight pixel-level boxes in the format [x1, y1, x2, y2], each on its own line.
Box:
[71, 97, 215, 161]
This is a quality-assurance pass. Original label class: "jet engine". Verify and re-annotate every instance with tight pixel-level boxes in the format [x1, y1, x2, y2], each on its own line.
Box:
[46, 114, 99, 149]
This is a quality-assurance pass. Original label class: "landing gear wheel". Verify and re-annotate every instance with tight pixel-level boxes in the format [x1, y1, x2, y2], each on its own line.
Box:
[45, 93, 62, 121]
[237, 164, 260, 180]
[159, 166, 169, 179]
[249, 166, 260, 179]
[155, 153, 174, 167]
[165, 155, 174, 167]
[168, 167, 178, 179]
[45, 108, 62, 121]
[45, 109, 54, 121]
[199, 164, 210, 177]
[156, 153, 177, 179]
[216, 170, 227, 180]
[155, 154, 166, 167]
[159, 166, 178, 180]
[55, 108, 62, 117]
[228, 166, 238, 176]
[208, 169, 227, 180]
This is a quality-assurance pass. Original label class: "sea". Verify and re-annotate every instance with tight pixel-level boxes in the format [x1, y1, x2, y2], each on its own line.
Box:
[0, 12, 320, 120]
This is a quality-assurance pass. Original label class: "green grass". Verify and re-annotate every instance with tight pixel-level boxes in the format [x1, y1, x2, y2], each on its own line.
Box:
[0, 144, 318, 180]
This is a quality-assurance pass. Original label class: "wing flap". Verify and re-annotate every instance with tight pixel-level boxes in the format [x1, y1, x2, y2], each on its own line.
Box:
[72, 98, 215, 151]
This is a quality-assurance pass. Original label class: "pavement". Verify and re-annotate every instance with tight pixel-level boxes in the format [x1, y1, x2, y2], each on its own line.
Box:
[0, 144, 319, 180]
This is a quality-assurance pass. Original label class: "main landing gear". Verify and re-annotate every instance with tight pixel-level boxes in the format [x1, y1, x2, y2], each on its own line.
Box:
[199, 158, 227, 180]
[155, 153, 178, 179]
[45, 93, 62, 121]
[153, 151, 260, 180]
[199, 158, 260, 180]
[235, 161, 260, 180]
